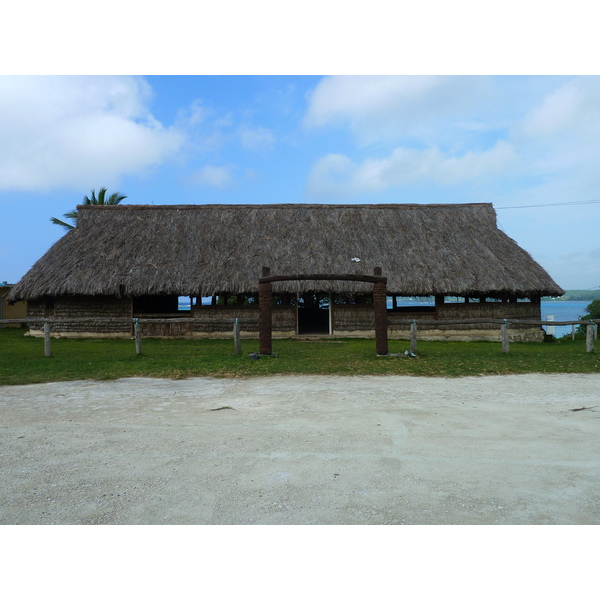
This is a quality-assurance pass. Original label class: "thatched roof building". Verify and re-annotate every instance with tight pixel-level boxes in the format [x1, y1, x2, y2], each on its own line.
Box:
[9, 203, 563, 301]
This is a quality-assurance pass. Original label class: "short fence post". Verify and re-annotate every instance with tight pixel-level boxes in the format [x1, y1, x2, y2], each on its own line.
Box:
[135, 318, 142, 355]
[44, 320, 51, 358]
[233, 318, 241, 355]
[571, 324, 575, 341]
[586, 324, 595, 353]
[410, 320, 418, 354]
[501, 319, 509, 353]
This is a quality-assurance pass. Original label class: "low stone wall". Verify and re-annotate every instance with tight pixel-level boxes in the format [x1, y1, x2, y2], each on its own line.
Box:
[388, 327, 544, 343]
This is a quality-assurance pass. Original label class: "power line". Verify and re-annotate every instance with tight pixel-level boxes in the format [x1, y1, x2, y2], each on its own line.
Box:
[496, 199, 600, 209]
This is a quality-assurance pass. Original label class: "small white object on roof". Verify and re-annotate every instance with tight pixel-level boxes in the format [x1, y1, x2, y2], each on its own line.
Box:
[351, 257, 361, 262]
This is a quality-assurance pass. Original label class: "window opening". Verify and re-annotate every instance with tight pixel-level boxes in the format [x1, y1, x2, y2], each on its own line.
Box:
[388, 296, 435, 312]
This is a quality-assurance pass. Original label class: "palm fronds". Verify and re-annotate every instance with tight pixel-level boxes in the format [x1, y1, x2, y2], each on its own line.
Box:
[51, 188, 126, 230]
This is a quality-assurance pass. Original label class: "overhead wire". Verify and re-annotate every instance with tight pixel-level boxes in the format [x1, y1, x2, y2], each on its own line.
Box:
[496, 199, 600, 209]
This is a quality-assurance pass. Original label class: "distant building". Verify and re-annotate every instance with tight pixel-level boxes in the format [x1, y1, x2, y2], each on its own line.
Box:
[8, 203, 564, 341]
[1, 282, 27, 327]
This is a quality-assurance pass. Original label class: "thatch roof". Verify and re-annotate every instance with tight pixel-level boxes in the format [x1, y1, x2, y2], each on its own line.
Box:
[8, 203, 564, 301]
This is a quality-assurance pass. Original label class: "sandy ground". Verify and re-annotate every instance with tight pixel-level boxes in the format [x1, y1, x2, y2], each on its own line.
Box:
[1, 373, 599, 525]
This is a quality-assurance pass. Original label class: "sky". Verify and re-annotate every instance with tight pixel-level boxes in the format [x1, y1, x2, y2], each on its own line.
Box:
[2, 74, 599, 291]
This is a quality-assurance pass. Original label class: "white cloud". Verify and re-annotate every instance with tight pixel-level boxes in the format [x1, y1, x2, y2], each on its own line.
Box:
[517, 78, 600, 141]
[304, 76, 600, 220]
[500, 77, 600, 205]
[176, 99, 213, 128]
[307, 141, 516, 197]
[306, 154, 356, 197]
[0, 76, 183, 192]
[176, 101, 276, 155]
[519, 81, 582, 138]
[191, 165, 234, 189]
[304, 75, 489, 144]
[238, 125, 275, 151]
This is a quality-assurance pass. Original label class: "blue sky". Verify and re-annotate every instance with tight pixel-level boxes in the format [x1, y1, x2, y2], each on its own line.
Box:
[2, 74, 600, 291]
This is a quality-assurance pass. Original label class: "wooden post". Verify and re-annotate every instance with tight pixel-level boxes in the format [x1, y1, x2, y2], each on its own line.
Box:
[233, 318, 241, 354]
[571, 324, 575, 341]
[44, 320, 51, 358]
[501, 319, 509, 353]
[259, 267, 273, 355]
[586, 324, 594, 353]
[135, 319, 142, 355]
[410, 320, 418, 354]
[373, 267, 388, 355]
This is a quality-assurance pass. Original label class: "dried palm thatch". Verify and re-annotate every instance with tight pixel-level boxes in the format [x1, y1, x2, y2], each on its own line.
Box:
[8, 203, 564, 301]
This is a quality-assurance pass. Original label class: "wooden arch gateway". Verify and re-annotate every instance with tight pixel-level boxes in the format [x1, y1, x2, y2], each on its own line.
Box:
[258, 267, 389, 355]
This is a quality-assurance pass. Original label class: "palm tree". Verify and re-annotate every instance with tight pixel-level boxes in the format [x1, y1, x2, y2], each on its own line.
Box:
[51, 188, 127, 230]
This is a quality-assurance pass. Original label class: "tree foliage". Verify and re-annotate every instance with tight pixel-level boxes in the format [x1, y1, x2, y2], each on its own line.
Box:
[577, 298, 600, 334]
[581, 299, 600, 321]
[51, 188, 127, 230]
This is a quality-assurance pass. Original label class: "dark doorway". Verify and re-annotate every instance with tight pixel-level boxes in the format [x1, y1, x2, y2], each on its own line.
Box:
[297, 293, 330, 334]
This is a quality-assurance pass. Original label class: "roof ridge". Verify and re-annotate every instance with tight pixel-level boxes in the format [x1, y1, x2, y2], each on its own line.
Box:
[78, 203, 493, 210]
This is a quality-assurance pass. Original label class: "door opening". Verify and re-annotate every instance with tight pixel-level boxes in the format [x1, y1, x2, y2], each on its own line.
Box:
[297, 292, 330, 335]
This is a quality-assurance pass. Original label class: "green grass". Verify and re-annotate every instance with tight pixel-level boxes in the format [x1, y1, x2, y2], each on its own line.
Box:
[0, 328, 598, 385]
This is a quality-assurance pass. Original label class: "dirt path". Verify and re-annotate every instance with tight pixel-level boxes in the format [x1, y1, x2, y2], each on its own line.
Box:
[1, 374, 599, 524]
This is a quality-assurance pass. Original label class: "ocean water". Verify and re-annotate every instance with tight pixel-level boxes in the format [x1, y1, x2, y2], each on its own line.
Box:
[541, 300, 591, 337]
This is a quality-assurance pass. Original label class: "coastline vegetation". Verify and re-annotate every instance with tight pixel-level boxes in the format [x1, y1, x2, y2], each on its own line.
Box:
[543, 289, 600, 301]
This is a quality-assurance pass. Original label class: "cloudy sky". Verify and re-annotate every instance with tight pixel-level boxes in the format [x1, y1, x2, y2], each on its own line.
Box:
[2, 74, 599, 290]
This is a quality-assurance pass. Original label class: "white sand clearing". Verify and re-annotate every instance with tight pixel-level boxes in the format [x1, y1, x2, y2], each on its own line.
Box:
[1, 374, 599, 524]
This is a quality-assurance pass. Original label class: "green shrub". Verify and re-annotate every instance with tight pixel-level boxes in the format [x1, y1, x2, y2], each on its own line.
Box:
[577, 299, 600, 334]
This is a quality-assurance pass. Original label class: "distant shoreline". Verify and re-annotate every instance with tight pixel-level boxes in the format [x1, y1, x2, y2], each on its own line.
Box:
[543, 290, 600, 302]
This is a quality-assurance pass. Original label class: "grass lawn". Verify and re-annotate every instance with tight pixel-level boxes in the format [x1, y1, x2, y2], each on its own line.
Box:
[0, 328, 598, 385]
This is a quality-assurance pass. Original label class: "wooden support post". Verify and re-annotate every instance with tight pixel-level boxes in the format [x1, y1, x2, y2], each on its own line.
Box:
[571, 324, 575, 341]
[373, 267, 388, 355]
[233, 318, 241, 355]
[586, 324, 595, 353]
[259, 267, 273, 355]
[410, 320, 418, 354]
[44, 320, 51, 358]
[135, 319, 142, 355]
[501, 319, 509, 353]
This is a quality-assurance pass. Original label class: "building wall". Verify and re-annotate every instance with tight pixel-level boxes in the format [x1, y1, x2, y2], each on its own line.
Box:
[388, 300, 543, 341]
[437, 299, 540, 323]
[335, 300, 543, 341]
[24, 294, 544, 341]
[127, 304, 296, 338]
[1, 286, 27, 327]
[332, 304, 374, 332]
[27, 296, 131, 337]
